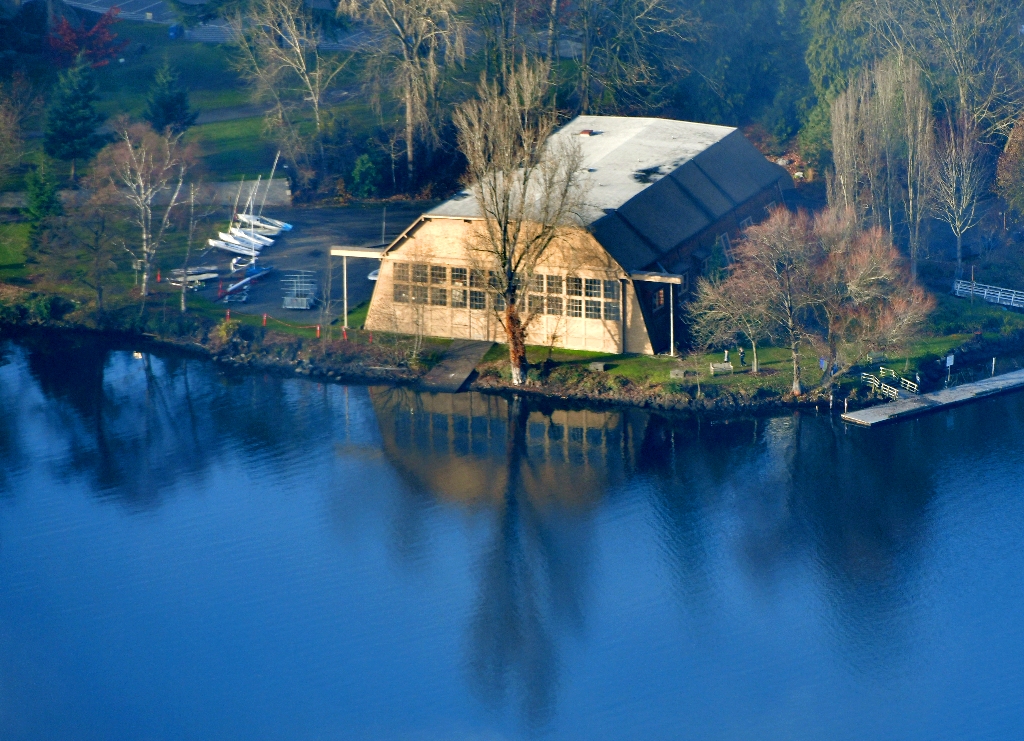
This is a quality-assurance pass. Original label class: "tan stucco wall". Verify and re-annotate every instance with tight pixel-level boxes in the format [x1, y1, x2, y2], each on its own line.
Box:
[364, 217, 654, 354]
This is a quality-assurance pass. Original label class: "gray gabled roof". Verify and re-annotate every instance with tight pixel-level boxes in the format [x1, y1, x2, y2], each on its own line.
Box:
[427, 115, 790, 271]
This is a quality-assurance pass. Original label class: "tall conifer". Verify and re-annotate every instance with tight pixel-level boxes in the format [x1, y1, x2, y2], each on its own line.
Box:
[25, 162, 62, 249]
[43, 59, 105, 182]
[144, 61, 198, 135]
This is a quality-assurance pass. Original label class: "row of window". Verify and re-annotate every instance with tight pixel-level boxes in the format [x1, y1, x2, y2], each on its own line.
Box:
[392, 263, 622, 320]
[392, 263, 620, 299]
[393, 284, 621, 320]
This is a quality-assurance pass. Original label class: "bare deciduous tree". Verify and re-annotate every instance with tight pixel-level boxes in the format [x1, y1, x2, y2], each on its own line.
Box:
[900, 57, 934, 280]
[341, 0, 464, 182]
[0, 73, 41, 178]
[856, 0, 1024, 135]
[933, 111, 986, 274]
[813, 207, 932, 385]
[702, 207, 933, 393]
[94, 121, 191, 311]
[729, 209, 819, 395]
[689, 270, 771, 374]
[454, 60, 586, 385]
[36, 191, 125, 314]
[180, 183, 216, 314]
[996, 113, 1024, 219]
[0, 96, 20, 181]
[568, 0, 692, 114]
[830, 56, 935, 279]
[232, 0, 351, 184]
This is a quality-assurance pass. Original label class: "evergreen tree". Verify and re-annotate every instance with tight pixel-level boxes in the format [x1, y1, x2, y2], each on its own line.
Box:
[43, 59, 105, 182]
[24, 162, 62, 249]
[350, 153, 381, 198]
[798, 0, 874, 166]
[143, 61, 198, 135]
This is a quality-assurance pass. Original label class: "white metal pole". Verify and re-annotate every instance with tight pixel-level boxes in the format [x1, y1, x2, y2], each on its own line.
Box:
[343, 256, 349, 329]
[669, 284, 675, 356]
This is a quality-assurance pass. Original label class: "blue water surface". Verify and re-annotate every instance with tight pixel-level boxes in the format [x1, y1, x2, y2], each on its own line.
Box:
[0, 333, 1022, 740]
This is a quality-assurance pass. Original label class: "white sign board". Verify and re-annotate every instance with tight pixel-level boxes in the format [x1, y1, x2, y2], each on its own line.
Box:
[946, 354, 955, 368]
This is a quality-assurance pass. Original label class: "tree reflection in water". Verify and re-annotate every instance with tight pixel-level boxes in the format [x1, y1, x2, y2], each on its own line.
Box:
[1, 333, 353, 509]
[370, 388, 636, 728]
[7, 333, 1019, 734]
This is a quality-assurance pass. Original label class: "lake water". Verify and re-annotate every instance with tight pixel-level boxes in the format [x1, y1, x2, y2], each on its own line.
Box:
[1, 333, 1023, 740]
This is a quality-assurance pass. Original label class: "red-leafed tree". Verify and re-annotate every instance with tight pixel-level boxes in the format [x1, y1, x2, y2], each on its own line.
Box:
[48, 8, 129, 69]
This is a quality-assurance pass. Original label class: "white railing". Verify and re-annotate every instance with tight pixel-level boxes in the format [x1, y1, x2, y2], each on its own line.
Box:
[862, 372, 900, 401]
[953, 280, 1024, 309]
[879, 366, 919, 394]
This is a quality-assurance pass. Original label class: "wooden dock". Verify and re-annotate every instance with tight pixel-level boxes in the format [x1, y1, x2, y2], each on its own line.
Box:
[419, 340, 494, 393]
[841, 369, 1024, 427]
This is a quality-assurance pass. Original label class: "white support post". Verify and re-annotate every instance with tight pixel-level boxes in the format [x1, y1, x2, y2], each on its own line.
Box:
[669, 284, 675, 356]
[343, 256, 348, 329]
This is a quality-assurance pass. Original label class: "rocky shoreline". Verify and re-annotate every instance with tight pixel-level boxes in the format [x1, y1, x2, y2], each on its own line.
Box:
[9, 295, 1022, 419]
[0, 318, 882, 419]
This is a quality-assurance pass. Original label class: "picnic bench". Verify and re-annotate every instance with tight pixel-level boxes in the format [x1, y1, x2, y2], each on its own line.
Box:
[710, 362, 734, 376]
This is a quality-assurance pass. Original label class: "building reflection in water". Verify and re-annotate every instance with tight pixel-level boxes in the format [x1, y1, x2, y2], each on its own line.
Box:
[368, 388, 957, 727]
[370, 387, 643, 728]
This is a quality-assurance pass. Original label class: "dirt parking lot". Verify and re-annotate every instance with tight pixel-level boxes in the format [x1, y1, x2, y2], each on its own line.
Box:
[191, 202, 431, 323]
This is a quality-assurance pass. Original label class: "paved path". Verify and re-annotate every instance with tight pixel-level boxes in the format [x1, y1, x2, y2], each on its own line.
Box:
[63, 0, 383, 49]
[191, 202, 427, 323]
[65, 0, 178, 24]
[1, 178, 292, 209]
[842, 369, 1024, 427]
[419, 340, 494, 393]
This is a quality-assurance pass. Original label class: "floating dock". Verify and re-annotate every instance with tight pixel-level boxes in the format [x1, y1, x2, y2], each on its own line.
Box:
[841, 369, 1024, 427]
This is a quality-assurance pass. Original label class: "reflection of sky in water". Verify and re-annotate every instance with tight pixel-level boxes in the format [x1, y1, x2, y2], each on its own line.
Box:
[0, 336, 1023, 740]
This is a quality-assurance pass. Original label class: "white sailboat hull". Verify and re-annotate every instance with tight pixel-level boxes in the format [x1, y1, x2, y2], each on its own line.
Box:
[229, 227, 274, 246]
[209, 239, 260, 256]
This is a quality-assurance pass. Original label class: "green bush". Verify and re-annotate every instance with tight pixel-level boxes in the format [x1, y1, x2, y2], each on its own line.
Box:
[350, 154, 382, 199]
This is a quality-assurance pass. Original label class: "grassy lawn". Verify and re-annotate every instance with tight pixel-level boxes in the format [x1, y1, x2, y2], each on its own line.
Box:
[345, 300, 370, 329]
[94, 22, 243, 119]
[0, 223, 29, 281]
[475, 323, 989, 396]
[185, 117, 279, 180]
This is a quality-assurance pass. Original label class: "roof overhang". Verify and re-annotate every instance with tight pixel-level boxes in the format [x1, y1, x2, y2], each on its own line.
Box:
[629, 271, 686, 285]
[330, 246, 387, 259]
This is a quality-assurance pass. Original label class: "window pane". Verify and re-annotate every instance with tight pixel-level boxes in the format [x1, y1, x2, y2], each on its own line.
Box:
[412, 263, 428, 283]
[585, 278, 601, 298]
[393, 284, 410, 303]
[393, 262, 409, 282]
[470, 270, 485, 288]
[451, 267, 467, 286]
[546, 275, 562, 294]
[529, 274, 544, 293]
[492, 293, 506, 311]
[451, 288, 467, 308]
[411, 285, 428, 303]
[469, 290, 486, 310]
[546, 296, 563, 315]
[567, 298, 582, 318]
[585, 299, 602, 319]
[528, 294, 544, 313]
[430, 265, 447, 284]
[604, 301, 620, 321]
[567, 277, 582, 296]
[430, 287, 447, 305]
[603, 280, 620, 300]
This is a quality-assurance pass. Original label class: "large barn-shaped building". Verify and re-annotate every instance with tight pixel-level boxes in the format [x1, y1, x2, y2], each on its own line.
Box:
[360, 115, 792, 354]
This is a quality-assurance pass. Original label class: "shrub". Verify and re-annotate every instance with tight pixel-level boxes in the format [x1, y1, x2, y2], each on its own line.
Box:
[350, 154, 382, 199]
